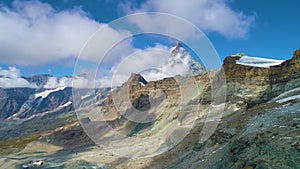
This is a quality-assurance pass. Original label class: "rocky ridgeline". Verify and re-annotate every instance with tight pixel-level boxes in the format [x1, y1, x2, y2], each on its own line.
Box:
[100, 49, 300, 125]
[1, 49, 300, 169]
[223, 50, 300, 108]
[100, 73, 183, 129]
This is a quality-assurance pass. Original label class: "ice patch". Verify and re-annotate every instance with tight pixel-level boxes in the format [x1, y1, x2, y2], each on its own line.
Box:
[276, 95, 300, 103]
[81, 94, 91, 100]
[139, 82, 146, 86]
[235, 56, 285, 68]
[57, 101, 72, 109]
[35, 86, 66, 99]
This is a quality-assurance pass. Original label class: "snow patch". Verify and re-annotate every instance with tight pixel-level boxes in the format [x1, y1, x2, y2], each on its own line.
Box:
[34, 86, 66, 99]
[81, 94, 91, 100]
[270, 87, 300, 103]
[139, 82, 146, 86]
[276, 95, 300, 103]
[57, 101, 72, 109]
[235, 56, 285, 68]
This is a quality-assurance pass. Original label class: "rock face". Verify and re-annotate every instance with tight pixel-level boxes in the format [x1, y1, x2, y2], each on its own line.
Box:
[127, 73, 148, 85]
[223, 50, 300, 108]
[100, 73, 182, 125]
[23, 74, 51, 87]
[18, 87, 73, 119]
[80, 69, 209, 158]
[0, 88, 36, 119]
[85, 49, 300, 155]
[0, 87, 74, 120]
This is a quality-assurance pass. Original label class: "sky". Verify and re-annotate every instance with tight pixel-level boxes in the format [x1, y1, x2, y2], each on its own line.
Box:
[0, 0, 299, 88]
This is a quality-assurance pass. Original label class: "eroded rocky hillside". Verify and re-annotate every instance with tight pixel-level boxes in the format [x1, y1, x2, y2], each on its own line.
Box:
[0, 50, 299, 169]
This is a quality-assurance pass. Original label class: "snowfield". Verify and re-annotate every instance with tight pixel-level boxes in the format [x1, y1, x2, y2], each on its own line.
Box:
[235, 56, 285, 68]
[34, 86, 66, 99]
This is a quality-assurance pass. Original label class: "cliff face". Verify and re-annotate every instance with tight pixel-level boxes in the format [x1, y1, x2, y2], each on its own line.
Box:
[96, 50, 300, 143]
[0, 88, 36, 119]
[223, 50, 300, 108]
[78, 70, 213, 159]
[76, 49, 300, 168]
[269, 50, 300, 86]
[101, 72, 211, 122]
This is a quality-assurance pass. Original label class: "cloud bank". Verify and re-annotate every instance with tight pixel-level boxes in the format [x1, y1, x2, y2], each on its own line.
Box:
[0, 0, 132, 65]
[0, 67, 37, 88]
[101, 44, 201, 87]
[0, 67, 103, 89]
[0, 0, 256, 88]
[0, 0, 255, 67]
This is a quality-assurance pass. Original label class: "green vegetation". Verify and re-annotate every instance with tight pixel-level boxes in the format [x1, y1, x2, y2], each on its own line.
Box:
[0, 132, 41, 154]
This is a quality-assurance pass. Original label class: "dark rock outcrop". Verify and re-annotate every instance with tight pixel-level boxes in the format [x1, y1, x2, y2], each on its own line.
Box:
[0, 88, 36, 119]
[23, 74, 51, 87]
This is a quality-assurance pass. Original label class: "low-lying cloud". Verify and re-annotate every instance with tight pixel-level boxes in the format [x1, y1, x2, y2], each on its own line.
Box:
[99, 44, 200, 87]
[0, 67, 37, 88]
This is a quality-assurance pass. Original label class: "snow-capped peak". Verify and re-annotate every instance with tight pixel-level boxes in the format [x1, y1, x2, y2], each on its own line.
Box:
[170, 41, 183, 56]
[235, 56, 285, 68]
[169, 42, 205, 76]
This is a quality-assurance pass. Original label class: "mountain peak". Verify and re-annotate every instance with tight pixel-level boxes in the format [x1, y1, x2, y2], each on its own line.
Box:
[126, 73, 148, 86]
[169, 41, 205, 76]
[170, 41, 183, 57]
[293, 49, 300, 60]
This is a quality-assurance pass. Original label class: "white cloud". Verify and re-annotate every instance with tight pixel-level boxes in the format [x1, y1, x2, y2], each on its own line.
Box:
[0, 67, 37, 88]
[43, 76, 93, 88]
[121, 0, 255, 38]
[43, 76, 71, 88]
[0, 0, 133, 65]
[43, 75, 110, 89]
[110, 44, 171, 86]
[124, 13, 200, 40]
[0, 44, 198, 89]
[0, 66, 21, 78]
[0, 66, 117, 88]
[102, 43, 199, 87]
[79, 24, 133, 64]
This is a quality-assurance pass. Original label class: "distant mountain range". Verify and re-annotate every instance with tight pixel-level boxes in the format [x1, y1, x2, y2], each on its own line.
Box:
[23, 74, 52, 87]
[0, 42, 205, 120]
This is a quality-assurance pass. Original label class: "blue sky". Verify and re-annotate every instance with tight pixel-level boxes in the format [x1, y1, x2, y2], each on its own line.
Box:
[211, 0, 300, 59]
[0, 0, 299, 79]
